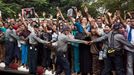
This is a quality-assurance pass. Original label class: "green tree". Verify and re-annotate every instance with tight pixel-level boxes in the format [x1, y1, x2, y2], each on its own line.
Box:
[0, 0, 134, 19]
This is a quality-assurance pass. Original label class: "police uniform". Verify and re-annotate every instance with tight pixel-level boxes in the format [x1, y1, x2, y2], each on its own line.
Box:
[53, 26, 87, 75]
[92, 23, 134, 75]
[28, 28, 49, 74]
[4, 28, 19, 69]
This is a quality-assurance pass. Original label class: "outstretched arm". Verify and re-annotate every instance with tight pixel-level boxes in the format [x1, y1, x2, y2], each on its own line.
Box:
[91, 34, 108, 43]
[67, 38, 89, 44]
[20, 12, 28, 29]
[56, 7, 65, 22]
[116, 34, 134, 48]
[33, 34, 50, 44]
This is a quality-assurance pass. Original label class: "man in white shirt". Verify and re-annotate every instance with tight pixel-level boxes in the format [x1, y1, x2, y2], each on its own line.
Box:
[96, 18, 105, 36]
[126, 17, 134, 75]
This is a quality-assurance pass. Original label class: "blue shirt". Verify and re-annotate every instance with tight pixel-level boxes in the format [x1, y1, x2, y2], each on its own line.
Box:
[0, 27, 6, 32]
[74, 22, 83, 33]
[86, 24, 91, 32]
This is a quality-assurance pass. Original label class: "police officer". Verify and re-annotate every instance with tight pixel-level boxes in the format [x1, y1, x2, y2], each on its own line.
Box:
[90, 23, 134, 75]
[4, 24, 19, 69]
[28, 24, 50, 75]
[52, 26, 89, 75]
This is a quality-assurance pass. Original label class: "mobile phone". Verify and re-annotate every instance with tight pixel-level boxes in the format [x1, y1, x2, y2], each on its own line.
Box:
[67, 8, 73, 17]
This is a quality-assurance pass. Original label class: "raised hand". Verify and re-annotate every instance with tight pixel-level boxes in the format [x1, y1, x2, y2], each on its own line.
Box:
[56, 12, 60, 17]
[18, 13, 22, 19]
[71, 6, 77, 12]
[127, 12, 132, 18]
[49, 14, 53, 19]
[84, 6, 88, 13]
[116, 10, 121, 17]
[18, 13, 21, 17]
[77, 10, 82, 17]
[107, 12, 112, 17]
[35, 12, 39, 18]
[56, 7, 60, 12]
[43, 12, 46, 17]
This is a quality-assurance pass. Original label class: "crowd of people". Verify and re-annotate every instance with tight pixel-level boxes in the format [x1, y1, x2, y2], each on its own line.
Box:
[0, 6, 134, 75]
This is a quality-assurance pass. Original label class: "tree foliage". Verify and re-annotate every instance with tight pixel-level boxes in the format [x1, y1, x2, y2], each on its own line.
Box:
[0, 0, 133, 19]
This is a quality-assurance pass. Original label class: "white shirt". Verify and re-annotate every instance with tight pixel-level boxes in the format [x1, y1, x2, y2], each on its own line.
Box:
[126, 25, 134, 45]
[52, 32, 58, 42]
[28, 24, 35, 34]
[97, 24, 105, 36]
